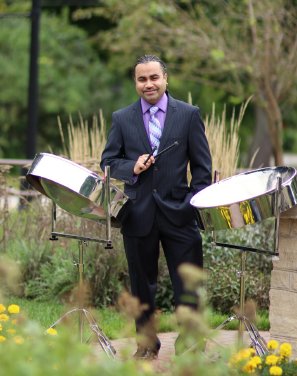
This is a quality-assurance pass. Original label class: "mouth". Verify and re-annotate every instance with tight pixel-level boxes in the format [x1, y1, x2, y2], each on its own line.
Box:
[144, 90, 157, 95]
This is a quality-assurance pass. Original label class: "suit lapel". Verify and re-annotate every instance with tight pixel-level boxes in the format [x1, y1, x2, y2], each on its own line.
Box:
[159, 95, 177, 150]
[132, 100, 152, 152]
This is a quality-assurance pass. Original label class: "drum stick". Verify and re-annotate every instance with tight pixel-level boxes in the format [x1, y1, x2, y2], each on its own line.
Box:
[144, 146, 157, 165]
[214, 170, 220, 183]
[154, 141, 179, 159]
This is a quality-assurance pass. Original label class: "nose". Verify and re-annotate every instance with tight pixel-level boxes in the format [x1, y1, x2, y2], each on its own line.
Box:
[145, 79, 154, 88]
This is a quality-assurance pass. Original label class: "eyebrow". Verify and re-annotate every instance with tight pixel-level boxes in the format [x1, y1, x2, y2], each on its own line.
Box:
[137, 74, 161, 80]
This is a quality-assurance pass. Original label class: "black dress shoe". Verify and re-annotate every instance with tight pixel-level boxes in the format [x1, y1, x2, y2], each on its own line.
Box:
[133, 343, 161, 360]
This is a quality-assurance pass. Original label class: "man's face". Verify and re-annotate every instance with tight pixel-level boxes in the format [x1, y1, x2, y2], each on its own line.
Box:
[134, 61, 168, 105]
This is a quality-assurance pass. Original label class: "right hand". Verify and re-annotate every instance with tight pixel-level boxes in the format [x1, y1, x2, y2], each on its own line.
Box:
[133, 154, 155, 175]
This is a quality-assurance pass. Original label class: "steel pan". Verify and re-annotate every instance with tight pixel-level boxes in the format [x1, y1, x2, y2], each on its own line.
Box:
[26, 153, 128, 225]
[190, 166, 297, 231]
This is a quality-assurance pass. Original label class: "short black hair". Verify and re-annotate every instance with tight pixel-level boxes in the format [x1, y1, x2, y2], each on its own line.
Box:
[133, 55, 167, 77]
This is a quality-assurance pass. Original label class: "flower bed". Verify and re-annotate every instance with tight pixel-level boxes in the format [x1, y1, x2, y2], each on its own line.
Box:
[230, 340, 297, 375]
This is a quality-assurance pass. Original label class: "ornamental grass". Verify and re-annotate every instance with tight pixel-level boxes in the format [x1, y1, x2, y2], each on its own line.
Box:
[230, 340, 297, 375]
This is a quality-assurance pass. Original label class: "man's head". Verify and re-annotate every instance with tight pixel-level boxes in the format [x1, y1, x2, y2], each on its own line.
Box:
[133, 55, 168, 105]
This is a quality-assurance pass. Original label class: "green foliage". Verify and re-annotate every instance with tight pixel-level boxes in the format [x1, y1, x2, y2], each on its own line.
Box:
[204, 221, 273, 313]
[0, 315, 139, 375]
[2, 298, 65, 328]
[283, 127, 297, 153]
[24, 246, 78, 301]
[2, 196, 129, 308]
[1, 296, 271, 376]
[1, 191, 272, 315]
[0, 11, 112, 157]
[84, 243, 130, 307]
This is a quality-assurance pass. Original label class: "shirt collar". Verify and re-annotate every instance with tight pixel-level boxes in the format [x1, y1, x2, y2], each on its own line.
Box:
[141, 92, 168, 114]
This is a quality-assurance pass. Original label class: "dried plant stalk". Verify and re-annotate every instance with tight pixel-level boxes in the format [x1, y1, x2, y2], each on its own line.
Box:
[58, 98, 248, 181]
[205, 98, 251, 181]
[58, 110, 106, 173]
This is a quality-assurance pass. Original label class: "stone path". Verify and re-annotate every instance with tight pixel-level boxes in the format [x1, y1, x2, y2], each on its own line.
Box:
[95, 330, 270, 373]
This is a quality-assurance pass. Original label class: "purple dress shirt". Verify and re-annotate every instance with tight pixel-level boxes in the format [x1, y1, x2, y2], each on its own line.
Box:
[141, 93, 168, 148]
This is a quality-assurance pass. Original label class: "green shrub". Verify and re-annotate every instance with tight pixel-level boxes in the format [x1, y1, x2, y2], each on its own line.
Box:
[1, 177, 273, 314]
[203, 220, 273, 313]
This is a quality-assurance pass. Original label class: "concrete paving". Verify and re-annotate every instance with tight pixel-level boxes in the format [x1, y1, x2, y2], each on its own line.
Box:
[95, 330, 270, 373]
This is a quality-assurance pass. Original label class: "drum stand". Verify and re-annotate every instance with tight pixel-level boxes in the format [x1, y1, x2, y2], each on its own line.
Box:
[48, 231, 116, 359]
[212, 175, 283, 355]
[213, 247, 268, 355]
[47, 166, 116, 358]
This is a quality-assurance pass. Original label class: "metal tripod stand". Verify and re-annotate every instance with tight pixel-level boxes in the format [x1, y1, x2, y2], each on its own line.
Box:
[214, 247, 268, 355]
[48, 205, 116, 359]
[208, 172, 284, 355]
[213, 174, 283, 355]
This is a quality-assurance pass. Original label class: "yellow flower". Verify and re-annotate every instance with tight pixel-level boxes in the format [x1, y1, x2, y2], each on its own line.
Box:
[250, 356, 262, 367]
[242, 359, 257, 373]
[266, 354, 279, 366]
[267, 340, 279, 351]
[248, 348, 256, 357]
[14, 336, 24, 345]
[269, 365, 283, 375]
[8, 304, 20, 314]
[7, 328, 16, 335]
[0, 314, 9, 322]
[279, 343, 292, 358]
[0, 335, 6, 343]
[242, 355, 262, 373]
[46, 327, 58, 336]
[0, 304, 6, 313]
[229, 348, 253, 365]
[138, 361, 154, 374]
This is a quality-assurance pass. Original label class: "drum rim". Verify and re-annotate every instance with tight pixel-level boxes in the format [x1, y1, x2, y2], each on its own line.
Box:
[191, 166, 297, 209]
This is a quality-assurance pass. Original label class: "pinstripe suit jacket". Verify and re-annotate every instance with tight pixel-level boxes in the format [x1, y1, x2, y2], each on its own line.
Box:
[100, 94, 212, 237]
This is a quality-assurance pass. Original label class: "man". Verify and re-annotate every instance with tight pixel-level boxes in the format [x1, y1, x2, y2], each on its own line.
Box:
[100, 55, 212, 359]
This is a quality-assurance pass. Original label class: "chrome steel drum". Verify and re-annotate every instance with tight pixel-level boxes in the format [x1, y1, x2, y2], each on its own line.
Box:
[26, 153, 128, 224]
[190, 166, 297, 231]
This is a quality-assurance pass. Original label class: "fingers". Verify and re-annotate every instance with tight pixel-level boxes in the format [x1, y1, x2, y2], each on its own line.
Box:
[133, 154, 154, 175]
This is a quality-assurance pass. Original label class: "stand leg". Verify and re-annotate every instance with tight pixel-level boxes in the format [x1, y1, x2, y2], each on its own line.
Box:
[78, 241, 85, 342]
[242, 317, 268, 355]
[48, 240, 116, 359]
[238, 251, 246, 344]
[214, 250, 268, 356]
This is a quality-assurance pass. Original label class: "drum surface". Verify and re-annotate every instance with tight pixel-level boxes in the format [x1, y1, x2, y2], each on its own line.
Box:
[190, 166, 297, 230]
[26, 153, 128, 223]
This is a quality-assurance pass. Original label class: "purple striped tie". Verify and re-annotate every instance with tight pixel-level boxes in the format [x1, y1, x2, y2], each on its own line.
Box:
[149, 106, 162, 156]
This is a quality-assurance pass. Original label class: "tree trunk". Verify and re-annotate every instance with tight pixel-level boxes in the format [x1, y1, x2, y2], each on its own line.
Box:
[248, 105, 273, 168]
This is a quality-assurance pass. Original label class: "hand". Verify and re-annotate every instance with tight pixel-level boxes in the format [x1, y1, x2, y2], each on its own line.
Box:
[133, 154, 155, 175]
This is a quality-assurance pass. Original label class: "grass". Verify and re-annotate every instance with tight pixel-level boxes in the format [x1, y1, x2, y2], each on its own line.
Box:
[207, 309, 270, 331]
[4, 297, 270, 340]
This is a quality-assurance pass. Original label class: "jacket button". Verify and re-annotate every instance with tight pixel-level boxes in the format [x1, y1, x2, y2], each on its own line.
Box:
[153, 189, 157, 193]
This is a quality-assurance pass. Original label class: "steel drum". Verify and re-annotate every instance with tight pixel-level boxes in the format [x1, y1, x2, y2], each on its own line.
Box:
[190, 166, 297, 231]
[26, 153, 128, 225]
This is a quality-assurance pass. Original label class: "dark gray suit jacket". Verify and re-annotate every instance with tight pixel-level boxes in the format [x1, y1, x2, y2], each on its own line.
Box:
[100, 94, 212, 237]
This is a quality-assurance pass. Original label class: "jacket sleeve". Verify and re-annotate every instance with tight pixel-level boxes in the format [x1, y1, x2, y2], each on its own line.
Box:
[100, 112, 136, 185]
[188, 107, 212, 194]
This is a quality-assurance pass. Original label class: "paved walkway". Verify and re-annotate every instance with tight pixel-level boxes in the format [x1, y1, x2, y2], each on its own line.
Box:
[95, 330, 270, 373]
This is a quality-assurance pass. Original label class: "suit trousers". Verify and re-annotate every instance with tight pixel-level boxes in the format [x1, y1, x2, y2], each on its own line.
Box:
[123, 207, 203, 333]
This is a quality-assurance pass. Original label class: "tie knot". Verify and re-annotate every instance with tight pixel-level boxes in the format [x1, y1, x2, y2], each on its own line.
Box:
[149, 106, 159, 116]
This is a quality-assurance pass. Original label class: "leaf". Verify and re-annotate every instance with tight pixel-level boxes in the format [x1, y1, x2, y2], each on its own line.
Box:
[210, 49, 225, 61]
